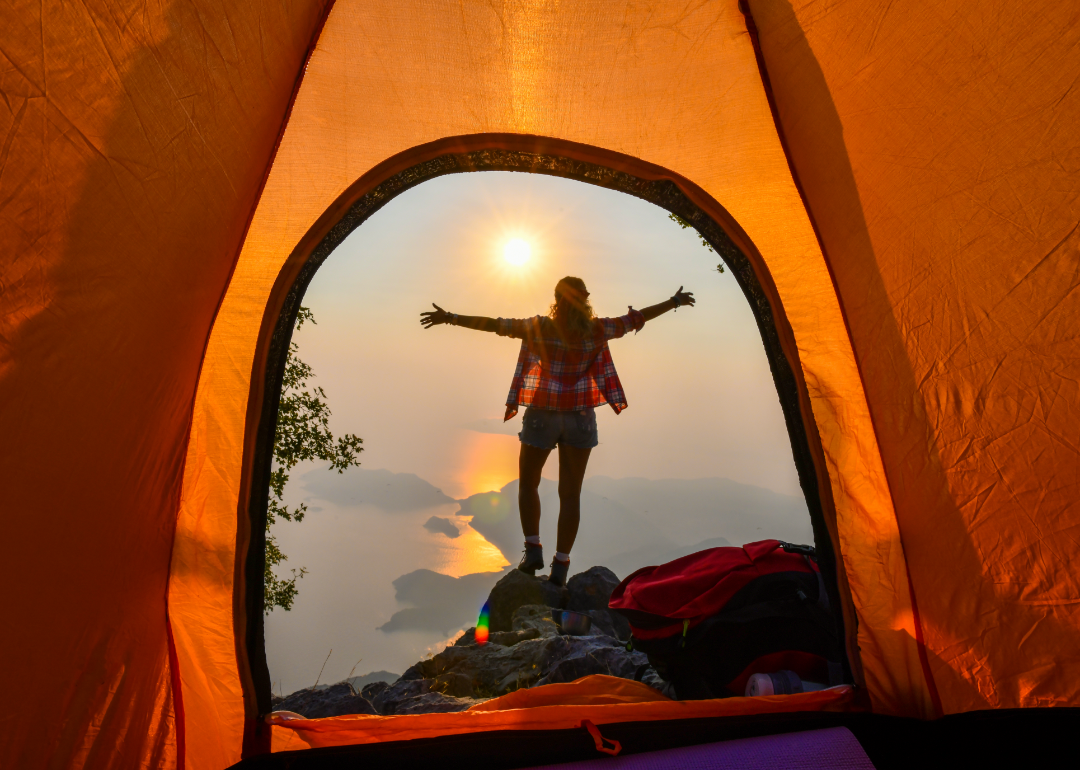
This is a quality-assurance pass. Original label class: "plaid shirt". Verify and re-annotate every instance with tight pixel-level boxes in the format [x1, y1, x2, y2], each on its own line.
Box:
[497, 309, 646, 414]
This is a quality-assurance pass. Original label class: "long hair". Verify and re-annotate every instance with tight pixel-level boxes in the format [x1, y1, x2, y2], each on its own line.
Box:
[549, 276, 596, 340]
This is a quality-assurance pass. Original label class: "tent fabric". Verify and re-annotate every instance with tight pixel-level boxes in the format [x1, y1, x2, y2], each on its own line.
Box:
[0, 2, 330, 768]
[2, 0, 1078, 768]
[749, 0, 1080, 713]
[265, 684, 855, 753]
[465, 675, 673, 711]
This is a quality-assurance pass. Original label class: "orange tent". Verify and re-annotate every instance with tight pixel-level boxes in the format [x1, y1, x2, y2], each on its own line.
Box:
[2, 1, 1077, 767]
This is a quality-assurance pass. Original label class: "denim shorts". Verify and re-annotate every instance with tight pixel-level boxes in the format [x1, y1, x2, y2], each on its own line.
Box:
[518, 406, 599, 450]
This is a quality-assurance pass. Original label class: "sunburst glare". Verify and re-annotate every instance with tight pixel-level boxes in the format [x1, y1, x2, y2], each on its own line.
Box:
[503, 238, 531, 266]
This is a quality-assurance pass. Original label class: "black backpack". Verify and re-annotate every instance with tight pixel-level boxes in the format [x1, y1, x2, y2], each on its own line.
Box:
[609, 540, 843, 699]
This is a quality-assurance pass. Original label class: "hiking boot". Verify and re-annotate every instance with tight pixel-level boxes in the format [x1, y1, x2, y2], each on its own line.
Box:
[518, 542, 545, 575]
[548, 557, 570, 587]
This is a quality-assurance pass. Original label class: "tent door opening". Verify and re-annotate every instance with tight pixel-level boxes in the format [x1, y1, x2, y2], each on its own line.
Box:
[240, 145, 860, 722]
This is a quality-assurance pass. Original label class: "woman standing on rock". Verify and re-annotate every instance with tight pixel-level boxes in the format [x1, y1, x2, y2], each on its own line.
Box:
[420, 276, 695, 586]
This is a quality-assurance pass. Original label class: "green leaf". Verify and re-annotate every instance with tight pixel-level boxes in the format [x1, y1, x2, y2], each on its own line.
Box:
[668, 212, 722, 266]
[264, 307, 362, 613]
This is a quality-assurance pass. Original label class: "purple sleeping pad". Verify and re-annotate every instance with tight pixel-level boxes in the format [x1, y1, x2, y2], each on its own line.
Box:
[530, 726, 875, 770]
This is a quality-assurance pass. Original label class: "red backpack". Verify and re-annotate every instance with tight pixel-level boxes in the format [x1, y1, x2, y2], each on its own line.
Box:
[609, 540, 843, 699]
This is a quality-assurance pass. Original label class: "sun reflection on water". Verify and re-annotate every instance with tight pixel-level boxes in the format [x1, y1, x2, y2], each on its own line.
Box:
[406, 432, 519, 578]
[424, 507, 509, 577]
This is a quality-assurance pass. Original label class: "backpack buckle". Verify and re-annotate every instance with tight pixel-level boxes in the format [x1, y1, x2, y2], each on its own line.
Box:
[779, 541, 816, 558]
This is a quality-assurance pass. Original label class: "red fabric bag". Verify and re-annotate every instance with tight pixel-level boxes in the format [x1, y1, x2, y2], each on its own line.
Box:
[610, 540, 823, 639]
[609, 540, 840, 698]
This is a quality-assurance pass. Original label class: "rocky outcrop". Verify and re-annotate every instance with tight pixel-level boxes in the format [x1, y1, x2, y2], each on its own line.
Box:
[566, 567, 631, 641]
[272, 566, 659, 718]
[484, 569, 568, 632]
[271, 682, 378, 718]
[566, 566, 620, 611]
[365, 678, 486, 715]
[406, 605, 649, 697]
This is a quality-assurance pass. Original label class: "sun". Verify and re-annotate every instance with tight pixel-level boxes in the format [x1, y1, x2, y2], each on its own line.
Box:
[503, 238, 531, 266]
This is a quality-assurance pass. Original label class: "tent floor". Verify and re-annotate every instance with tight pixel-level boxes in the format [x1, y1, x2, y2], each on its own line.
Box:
[232, 707, 1078, 769]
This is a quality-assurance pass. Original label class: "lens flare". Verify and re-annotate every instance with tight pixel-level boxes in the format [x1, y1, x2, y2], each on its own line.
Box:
[504, 238, 531, 266]
[476, 601, 491, 645]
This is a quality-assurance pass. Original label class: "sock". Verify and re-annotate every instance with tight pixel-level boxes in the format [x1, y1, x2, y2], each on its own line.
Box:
[525, 535, 541, 546]
[554, 551, 570, 563]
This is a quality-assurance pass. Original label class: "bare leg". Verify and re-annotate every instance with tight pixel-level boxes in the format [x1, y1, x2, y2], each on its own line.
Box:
[518, 443, 552, 538]
[556, 444, 592, 554]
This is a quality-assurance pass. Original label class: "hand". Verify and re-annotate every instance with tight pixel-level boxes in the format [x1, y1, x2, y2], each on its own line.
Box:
[672, 286, 696, 308]
[420, 303, 450, 328]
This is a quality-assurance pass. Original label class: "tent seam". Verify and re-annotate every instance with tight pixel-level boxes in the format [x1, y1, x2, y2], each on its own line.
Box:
[739, 0, 943, 719]
[165, 610, 186, 770]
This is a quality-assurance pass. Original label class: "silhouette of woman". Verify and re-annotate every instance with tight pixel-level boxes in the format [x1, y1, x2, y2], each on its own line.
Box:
[420, 277, 695, 586]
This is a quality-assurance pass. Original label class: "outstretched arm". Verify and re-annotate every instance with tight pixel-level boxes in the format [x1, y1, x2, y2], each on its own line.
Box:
[638, 286, 696, 322]
[419, 304, 498, 332]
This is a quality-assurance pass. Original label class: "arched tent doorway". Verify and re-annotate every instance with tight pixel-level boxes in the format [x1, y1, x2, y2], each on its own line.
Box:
[243, 141, 856, 716]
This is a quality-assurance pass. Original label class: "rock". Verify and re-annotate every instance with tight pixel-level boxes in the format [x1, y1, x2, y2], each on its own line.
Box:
[485, 569, 567, 632]
[399, 661, 427, 681]
[360, 681, 390, 701]
[270, 674, 486, 716]
[489, 627, 540, 646]
[454, 624, 539, 648]
[411, 631, 646, 698]
[431, 671, 476, 698]
[566, 567, 620, 612]
[577, 608, 631, 641]
[272, 682, 377, 718]
[535, 645, 649, 687]
[370, 677, 432, 713]
[640, 667, 676, 698]
[390, 692, 485, 714]
[273, 564, 660, 718]
[496, 669, 535, 693]
[566, 567, 631, 640]
[568, 608, 616, 638]
[511, 605, 561, 638]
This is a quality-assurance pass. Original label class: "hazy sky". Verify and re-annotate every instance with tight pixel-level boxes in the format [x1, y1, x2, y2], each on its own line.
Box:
[264, 172, 811, 694]
[292, 171, 800, 500]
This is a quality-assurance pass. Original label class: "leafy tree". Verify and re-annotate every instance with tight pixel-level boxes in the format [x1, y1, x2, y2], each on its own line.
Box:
[265, 307, 364, 612]
[669, 213, 726, 274]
